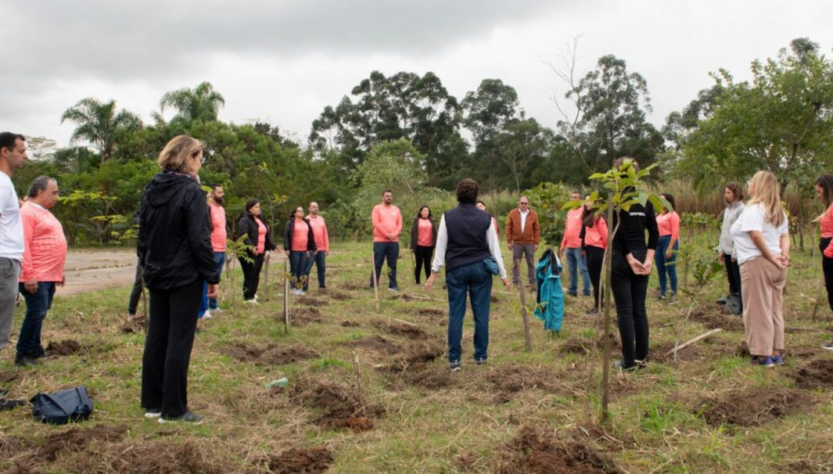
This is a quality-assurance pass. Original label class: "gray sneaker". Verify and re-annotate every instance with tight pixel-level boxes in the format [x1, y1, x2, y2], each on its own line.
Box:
[158, 410, 203, 425]
[821, 342, 833, 351]
[449, 361, 461, 372]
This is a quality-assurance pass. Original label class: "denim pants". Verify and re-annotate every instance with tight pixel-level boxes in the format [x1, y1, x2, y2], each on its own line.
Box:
[289, 251, 310, 290]
[369, 242, 399, 290]
[306, 251, 326, 291]
[199, 252, 226, 316]
[446, 261, 493, 363]
[565, 247, 591, 296]
[655, 236, 679, 297]
[17, 282, 56, 358]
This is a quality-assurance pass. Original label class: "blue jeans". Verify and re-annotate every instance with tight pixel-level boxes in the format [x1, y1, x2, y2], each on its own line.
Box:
[305, 251, 326, 291]
[655, 236, 678, 297]
[446, 261, 493, 363]
[17, 282, 55, 358]
[369, 242, 399, 290]
[199, 252, 225, 317]
[566, 247, 591, 296]
[289, 251, 310, 290]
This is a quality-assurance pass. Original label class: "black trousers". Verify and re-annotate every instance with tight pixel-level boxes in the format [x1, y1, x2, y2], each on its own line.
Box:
[586, 246, 605, 309]
[822, 238, 833, 313]
[611, 254, 650, 367]
[128, 263, 144, 315]
[723, 252, 742, 295]
[141, 279, 202, 418]
[239, 253, 265, 301]
[414, 246, 433, 284]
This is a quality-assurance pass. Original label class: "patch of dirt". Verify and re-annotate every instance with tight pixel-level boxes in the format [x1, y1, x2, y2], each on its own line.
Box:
[400, 365, 453, 389]
[291, 378, 384, 432]
[373, 320, 427, 340]
[416, 308, 445, 317]
[37, 425, 127, 462]
[347, 335, 402, 354]
[121, 317, 147, 334]
[487, 364, 559, 394]
[255, 447, 334, 474]
[791, 359, 833, 390]
[559, 334, 620, 356]
[340, 320, 360, 327]
[695, 387, 815, 427]
[297, 297, 327, 307]
[381, 341, 448, 389]
[293, 308, 324, 326]
[391, 294, 419, 302]
[342, 282, 367, 291]
[493, 425, 623, 474]
[93, 439, 228, 474]
[224, 343, 319, 366]
[491, 295, 500, 303]
[651, 342, 702, 363]
[689, 308, 743, 332]
[329, 292, 351, 301]
[45, 340, 114, 357]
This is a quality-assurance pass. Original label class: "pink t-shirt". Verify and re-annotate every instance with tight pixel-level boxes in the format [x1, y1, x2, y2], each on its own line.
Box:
[19, 203, 67, 282]
[372, 204, 402, 243]
[820, 204, 833, 257]
[209, 203, 226, 252]
[255, 218, 267, 255]
[657, 212, 680, 239]
[583, 217, 608, 249]
[306, 215, 329, 252]
[291, 219, 310, 252]
[561, 207, 583, 250]
[417, 218, 434, 247]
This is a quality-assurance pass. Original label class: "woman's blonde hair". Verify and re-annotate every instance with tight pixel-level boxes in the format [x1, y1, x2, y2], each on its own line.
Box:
[158, 135, 204, 172]
[748, 170, 785, 227]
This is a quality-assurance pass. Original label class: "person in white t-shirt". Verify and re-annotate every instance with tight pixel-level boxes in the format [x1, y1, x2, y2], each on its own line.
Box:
[730, 171, 789, 368]
[0, 132, 27, 410]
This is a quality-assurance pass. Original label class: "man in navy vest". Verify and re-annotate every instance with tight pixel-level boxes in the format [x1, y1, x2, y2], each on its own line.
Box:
[425, 179, 510, 371]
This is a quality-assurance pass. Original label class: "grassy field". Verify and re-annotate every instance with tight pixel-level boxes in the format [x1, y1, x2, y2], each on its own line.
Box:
[1, 240, 833, 473]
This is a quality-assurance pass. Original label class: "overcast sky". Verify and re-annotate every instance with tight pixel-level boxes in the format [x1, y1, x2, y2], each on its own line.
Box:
[2, 0, 831, 149]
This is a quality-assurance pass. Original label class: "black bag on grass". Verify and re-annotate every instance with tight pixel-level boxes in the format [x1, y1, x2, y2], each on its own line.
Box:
[31, 386, 93, 424]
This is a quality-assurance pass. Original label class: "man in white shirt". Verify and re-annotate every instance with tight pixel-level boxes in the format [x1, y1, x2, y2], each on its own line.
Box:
[0, 132, 27, 410]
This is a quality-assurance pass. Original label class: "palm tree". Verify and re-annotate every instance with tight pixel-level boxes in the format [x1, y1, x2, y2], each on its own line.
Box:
[159, 81, 225, 123]
[60, 98, 142, 163]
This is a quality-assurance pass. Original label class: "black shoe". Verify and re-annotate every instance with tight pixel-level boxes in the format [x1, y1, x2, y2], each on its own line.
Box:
[475, 358, 487, 366]
[15, 356, 39, 367]
[612, 360, 640, 371]
[449, 361, 461, 372]
[0, 398, 26, 411]
[158, 410, 203, 424]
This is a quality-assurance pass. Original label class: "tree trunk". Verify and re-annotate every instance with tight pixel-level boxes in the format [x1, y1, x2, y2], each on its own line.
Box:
[600, 195, 615, 424]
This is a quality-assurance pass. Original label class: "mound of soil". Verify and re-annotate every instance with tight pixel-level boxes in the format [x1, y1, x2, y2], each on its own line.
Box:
[340, 320, 360, 327]
[330, 292, 351, 301]
[791, 359, 833, 390]
[256, 447, 334, 474]
[45, 340, 82, 356]
[381, 341, 448, 389]
[291, 378, 384, 432]
[400, 365, 453, 389]
[488, 364, 558, 394]
[493, 426, 623, 474]
[689, 309, 743, 332]
[342, 282, 367, 291]
[293, 308, 324, 326]
[491, 295, 500, 303]
[347, 335, 402, 354]
[695, 387, 815, 427]
[416, 308, 445, 317]
[121, 317, 147, 334]
[560, 338, 594, 355]
[391, 294, 419, 302]
[297, 297, 327, 307]
[37, 425, 127, 462]
[224, 343, 319, 366]
[651, 342, 701, 363]
[95, 439, 228, 474]
[373, 320, 427, 340]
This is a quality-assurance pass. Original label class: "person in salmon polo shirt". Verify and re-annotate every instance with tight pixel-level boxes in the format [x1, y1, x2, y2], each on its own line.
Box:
[560, 191, 591, 297]
[16, 176, 67, 367]
[306, 202, 330, 292]
[369, 189, 402, 292]
[197, 184, 227, 319]
[284, 205, 317, 295]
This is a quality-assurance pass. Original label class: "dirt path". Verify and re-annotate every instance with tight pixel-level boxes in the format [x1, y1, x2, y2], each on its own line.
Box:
[57, 249, 138, 297]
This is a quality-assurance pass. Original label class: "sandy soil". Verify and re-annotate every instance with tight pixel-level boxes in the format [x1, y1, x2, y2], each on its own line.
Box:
[56, 249, 138, 297]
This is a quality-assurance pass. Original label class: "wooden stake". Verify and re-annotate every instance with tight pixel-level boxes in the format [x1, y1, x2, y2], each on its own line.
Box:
[515, 258, 533, 352]
[283, 258, 290, 334]
[665, 328, 722, 358]
[263, 253, 270, 298]
[371, 254, 380, 312]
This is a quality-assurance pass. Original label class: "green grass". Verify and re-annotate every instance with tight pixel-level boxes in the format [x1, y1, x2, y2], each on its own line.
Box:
[1, 239, 833, 473]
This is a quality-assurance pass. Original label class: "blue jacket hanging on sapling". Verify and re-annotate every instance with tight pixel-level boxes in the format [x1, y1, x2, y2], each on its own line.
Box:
[534, 249, 566, 334]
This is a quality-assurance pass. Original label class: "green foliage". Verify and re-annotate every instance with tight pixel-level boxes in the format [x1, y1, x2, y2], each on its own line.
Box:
[160, 81, 226, 123]
[524, 182, 572, 247]
[61, 97, 142, 163]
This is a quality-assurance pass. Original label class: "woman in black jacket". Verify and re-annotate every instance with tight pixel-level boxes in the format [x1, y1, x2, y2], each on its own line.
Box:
[236, 199, 277, 303]
[283, 206, 317, 295]
[610, 158, 659, 371]
[410, 205, 437, 284]
[138, 135, 220, 424]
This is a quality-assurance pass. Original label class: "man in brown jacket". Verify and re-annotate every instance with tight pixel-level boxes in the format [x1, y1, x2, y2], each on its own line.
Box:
[505, 196, 540, 287]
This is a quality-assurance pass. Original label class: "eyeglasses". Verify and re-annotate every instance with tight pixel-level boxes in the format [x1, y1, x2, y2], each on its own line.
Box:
[520, 202, 528, 205]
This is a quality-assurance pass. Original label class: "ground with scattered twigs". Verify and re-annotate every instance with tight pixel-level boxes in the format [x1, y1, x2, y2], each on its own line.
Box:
[1, 240, 833, 473]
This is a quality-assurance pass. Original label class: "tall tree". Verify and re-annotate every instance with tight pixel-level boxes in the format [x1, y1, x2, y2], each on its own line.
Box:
[61, 98, 142, 163]
[160, 81, 226, 123]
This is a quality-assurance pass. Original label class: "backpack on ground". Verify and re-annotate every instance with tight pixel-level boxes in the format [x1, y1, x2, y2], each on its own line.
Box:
[31, 386, 93, 425]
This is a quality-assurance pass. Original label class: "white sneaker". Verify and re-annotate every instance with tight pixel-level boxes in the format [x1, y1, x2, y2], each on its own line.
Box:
[202, 310, 212, 320]
[212, 307, 223, 313]
[245, 299, 259, 305]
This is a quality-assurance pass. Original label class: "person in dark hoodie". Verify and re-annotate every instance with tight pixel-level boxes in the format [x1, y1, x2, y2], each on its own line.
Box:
[609, 157, 659, 371]
[410, 205, 437, 285]
[137, 135, 220, 424]
[284, 205, 316, 295]
[235, 199, 278, 304]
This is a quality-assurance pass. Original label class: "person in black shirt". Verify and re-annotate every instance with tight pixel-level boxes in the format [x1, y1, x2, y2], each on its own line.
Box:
[610, 158, 659, 371]
[138, 135, 220, 424]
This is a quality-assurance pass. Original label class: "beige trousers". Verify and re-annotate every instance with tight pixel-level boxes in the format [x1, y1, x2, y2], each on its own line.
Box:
[740, 257, 787, 357]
